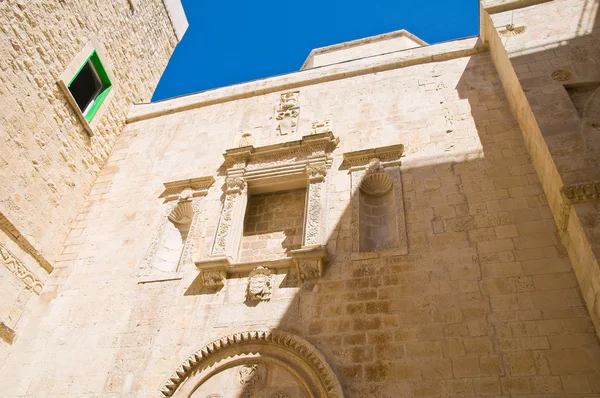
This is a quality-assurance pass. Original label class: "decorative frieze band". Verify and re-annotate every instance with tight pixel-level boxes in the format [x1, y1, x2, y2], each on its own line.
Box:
[561, 181, 600, 204]
[0, 242, 44, 295]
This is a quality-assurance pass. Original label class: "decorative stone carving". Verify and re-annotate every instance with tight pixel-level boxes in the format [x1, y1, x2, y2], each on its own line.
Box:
[360, 172, 393, 196]
[239, 364, 260, 385]
[197, 132, 338, 287]
[0, 242, 43, 295]
[343, 145, 408, 258]
[498, 24, 526, 37]
[291, 246, 328, 281]
[226, 176, 246, 192]
[552, 69, 573, 82]
[304, 180, 324, 246]
[139, 176, 214, 283]
[276, 91, 300, 136]
[310, 120, 332, 135]
[247, 266, 272, 302]
[159, 329, 344, 397]
[306, 164, 327, 180]
[561, 181, 600, 203]
[202, 269, 227, 287]
[237, 132, 255, 147]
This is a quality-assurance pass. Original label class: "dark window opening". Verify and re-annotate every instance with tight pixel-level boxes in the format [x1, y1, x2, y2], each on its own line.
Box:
[66, 51, 112, 123]
[69, 61, 102, 113]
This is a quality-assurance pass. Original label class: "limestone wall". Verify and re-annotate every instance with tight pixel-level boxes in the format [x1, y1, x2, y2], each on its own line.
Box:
[481, 0, 600, 336]
[0, 0, 178, 265]
[2, 33, 599, 395]
[0, 0, 181, 369]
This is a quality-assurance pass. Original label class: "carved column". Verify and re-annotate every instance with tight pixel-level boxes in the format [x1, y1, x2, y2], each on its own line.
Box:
[303, 163, 327, 247]
[211, 176, 248, 258]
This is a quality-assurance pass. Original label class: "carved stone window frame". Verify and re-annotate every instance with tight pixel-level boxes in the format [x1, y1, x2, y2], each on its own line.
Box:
[139, 176, 214, 283]
[196, 132, 339, 287]
[343, 144, 408, 260]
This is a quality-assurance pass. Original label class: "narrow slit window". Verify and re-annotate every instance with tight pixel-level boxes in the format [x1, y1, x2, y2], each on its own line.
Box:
[67, 51, 112, 123]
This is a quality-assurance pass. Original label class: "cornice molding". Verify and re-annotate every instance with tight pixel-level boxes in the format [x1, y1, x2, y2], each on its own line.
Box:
[342, 144, 405, 168]
[482, 0, 553, 14]
[127, 37, 484, 123]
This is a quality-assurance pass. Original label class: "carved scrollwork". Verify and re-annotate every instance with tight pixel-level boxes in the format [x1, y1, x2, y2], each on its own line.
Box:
[159, 329, 344, 397]
[0, 243, 43, 294]
[304, 181, 323, 246]
[212, 193, 238, 256]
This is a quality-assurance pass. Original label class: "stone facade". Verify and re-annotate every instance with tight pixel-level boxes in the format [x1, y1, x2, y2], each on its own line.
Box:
[2, 0, 600, 396]
[0, 0, 185, 369]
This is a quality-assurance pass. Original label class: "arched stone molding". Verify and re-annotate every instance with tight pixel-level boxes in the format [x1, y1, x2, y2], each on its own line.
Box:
[160, 329, 344, 398]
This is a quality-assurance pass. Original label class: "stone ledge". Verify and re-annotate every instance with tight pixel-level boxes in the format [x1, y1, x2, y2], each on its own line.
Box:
[127, 37, 484, 123]
[482, 0, 553, 14]
[195, 245, 328, 287]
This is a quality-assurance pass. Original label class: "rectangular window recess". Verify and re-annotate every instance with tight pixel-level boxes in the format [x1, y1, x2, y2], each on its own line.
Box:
[67, 50, 112, 123]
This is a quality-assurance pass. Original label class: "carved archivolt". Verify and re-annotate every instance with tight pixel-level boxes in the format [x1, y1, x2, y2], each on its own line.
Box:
[160, 329, 344, 398]
[197, 132, 338, 287]
[0, 242, 43, 294]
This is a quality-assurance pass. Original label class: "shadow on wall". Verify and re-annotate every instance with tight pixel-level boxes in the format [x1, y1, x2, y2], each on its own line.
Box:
[171, 6, 600, 394]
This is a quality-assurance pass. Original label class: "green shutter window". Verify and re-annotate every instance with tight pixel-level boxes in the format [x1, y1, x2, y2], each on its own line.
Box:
[67, 51, 112, 123]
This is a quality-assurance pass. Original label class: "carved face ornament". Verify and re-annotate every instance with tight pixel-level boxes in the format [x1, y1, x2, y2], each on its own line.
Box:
[239, 364, 259, 385]
[249, 273, 270, 297]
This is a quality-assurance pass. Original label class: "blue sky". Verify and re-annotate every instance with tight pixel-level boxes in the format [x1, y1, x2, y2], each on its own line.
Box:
[152, 0, 479, 102]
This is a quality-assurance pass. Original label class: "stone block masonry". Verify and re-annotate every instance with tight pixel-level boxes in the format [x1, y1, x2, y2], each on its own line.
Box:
[0, 0, 182, 367]
[240, 189, 306, 262]
[1, 0, 600, 396]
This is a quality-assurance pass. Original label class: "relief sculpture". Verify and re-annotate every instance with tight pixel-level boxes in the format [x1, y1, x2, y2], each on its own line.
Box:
[246, 266, 272, 302]
[0, 242, 43, 294]
[275, 91, 300, 136]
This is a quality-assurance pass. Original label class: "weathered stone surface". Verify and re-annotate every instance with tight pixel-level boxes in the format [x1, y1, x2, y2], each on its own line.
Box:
[2, 0, 600, 396]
